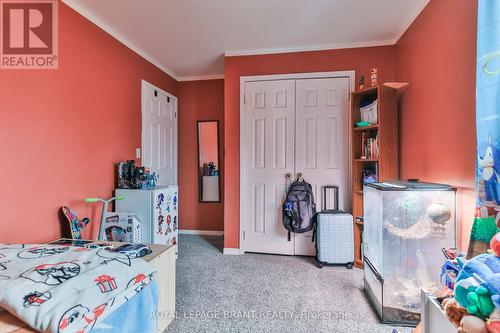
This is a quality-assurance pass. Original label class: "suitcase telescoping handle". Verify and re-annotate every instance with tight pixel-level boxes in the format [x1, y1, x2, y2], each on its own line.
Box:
[322, 185, 339, 211]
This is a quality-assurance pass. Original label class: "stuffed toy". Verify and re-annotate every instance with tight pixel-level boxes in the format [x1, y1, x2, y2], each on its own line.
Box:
[443, 297, 470, 327]
[454, 254, 500, 318]
[490, 233, 500, 257]
[459, 315, 488, 333]
[487, 308, 500, 333]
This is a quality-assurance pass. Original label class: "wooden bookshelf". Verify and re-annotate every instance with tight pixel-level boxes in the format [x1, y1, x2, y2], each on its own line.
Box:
[351, 83, 407, 269]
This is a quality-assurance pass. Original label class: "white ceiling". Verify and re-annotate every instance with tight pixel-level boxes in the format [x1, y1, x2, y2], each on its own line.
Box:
[63, 0, 429, 81]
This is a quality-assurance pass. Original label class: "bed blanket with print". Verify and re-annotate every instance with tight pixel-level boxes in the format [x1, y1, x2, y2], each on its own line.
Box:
[0, 244, 155, 333]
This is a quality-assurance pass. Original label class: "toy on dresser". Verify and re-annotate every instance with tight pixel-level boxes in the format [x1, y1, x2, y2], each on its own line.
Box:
[104, 213, 142, 243]
[441, 232, 500, 333]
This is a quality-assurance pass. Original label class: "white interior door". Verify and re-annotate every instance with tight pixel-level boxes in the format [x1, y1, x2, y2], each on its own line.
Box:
[294, 78, 350, 256]
[142, 81, 178, 185]
[242, 80, 295, 255]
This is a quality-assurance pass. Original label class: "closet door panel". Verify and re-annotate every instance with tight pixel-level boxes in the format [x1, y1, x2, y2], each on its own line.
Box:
[242, 80, 295, 255]
[294, 78, 350, 256]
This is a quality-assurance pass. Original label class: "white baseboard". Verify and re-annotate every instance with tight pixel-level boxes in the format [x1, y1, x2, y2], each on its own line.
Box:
[179, 229, 224, 236]
[223, 248, 243, 255]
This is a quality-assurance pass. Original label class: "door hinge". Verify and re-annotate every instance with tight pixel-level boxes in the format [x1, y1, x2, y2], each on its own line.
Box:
[174, 111, 177, 118]
[242, 230, 246, 240]
[243, 93, 246, 105]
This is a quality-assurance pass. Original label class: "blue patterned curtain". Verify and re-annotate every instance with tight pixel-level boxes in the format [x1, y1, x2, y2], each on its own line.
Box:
[468, 0, 500, 257]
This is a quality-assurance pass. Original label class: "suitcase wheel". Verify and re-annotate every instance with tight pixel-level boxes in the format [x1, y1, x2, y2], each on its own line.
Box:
[346, 262, 354, 269]
[316, 261, 324, 269]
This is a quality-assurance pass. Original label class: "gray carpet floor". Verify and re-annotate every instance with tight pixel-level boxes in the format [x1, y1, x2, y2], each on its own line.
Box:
[165, 235, 412, 333]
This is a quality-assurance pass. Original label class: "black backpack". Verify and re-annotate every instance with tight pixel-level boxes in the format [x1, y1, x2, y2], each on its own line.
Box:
[283, 180, 317, 235]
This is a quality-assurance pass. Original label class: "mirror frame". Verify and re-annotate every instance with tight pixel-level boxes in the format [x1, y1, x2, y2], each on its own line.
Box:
[196, 120, 221, 203]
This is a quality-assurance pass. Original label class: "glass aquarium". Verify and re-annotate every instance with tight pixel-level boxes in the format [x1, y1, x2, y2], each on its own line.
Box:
[363, 181, 456, 326]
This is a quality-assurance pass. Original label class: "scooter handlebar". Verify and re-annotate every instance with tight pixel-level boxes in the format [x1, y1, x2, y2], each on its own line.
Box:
[84, 195, 125, 203]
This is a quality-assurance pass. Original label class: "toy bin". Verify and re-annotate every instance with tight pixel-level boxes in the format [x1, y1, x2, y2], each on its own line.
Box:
[363, 181, 456, 326]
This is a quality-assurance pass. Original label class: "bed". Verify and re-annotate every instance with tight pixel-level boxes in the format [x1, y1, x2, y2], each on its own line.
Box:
[0, 241, 175, 333]
[0, 282, 157, 333]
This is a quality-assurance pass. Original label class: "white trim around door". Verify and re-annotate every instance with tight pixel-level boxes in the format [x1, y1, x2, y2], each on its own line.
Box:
[238, 70, 355, 254]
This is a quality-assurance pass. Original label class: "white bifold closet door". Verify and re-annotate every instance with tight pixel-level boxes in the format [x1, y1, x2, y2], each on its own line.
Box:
[243, 77, 349, 256]
[243, 80, 296, 255]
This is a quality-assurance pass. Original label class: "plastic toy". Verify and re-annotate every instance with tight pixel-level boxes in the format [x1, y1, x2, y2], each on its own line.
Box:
[111, 244, 152, 258]
[454, 254, 500, 318]
[61, 207, 90, 239]
[84, 195, 125, 241]
[441, 260, 461, 289]
[84, 243, 113, 250]
[202, 162, 218, 176]
[104, 213, 142, 243]
[117, 160, 158, 189]
[442, 248, 466, 260]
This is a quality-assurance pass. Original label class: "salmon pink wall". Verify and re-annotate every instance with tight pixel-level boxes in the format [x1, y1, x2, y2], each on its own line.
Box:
[198, 122, 219, 168]
[223, 46, 397, 249]
[178, 80, 224, 231]
[0, 2, 177, 243]
[395, 0, 478, 248]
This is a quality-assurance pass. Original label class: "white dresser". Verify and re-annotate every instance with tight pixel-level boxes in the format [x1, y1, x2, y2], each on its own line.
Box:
[116, 186, 178, 257]
[421, 290, 456, 333]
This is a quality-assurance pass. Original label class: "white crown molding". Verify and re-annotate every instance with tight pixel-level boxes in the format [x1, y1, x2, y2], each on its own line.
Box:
[62, 0, 180, 81]
[223, 248, 243, 255]
[63, 0, 428, 80]
[224, 39, 396, 57]
[393, 0, 430, 43]
[179, 229, 224, 236]
[177, 74, 225, 82]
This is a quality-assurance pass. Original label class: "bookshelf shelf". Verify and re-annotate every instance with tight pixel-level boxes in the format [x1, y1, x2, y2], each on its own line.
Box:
[350, 82, 407, 269]
[354, 159, 379, 162]
[353, 124, 378, 131]
[355, 85, 378, 94]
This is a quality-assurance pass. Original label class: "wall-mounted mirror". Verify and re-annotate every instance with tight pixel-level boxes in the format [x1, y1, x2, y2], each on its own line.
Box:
[197, 120, 220, 202]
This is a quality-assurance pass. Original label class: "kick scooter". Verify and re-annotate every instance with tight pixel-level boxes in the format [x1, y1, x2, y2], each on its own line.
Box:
[84, 195, 125, 241]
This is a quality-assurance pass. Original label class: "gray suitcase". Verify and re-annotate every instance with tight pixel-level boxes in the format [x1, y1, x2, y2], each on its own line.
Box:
[315, 186, 354, 269]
